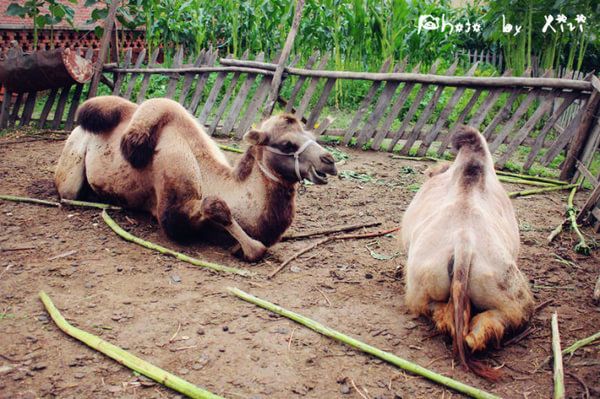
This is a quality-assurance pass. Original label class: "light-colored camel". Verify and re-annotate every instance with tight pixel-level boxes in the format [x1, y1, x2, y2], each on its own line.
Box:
[55, 96, 337, 261]
[401, 126, 534, 379]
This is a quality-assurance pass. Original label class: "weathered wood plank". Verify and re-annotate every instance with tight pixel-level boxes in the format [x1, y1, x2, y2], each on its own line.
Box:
[495, 94, 555, 168]
[523, 93, 580, 170]
[8, 92, 24, 128]
[190, 49, 220, 117]
[399, 60, 459, 155]
[294, 53, 330, 120]
[305, 78, 336, 130]
[387, 60, 440, 152]
[51, 84, 73, 129]
[221, 53, 265, 134]
[285, 52, 319, 113]
[20, 91, 37, 126]
[65, 48, 94, 130]
[416, 63, 481, 156]
[165, 47, 184, 99]
[436, 89, 483, 156]
[37, 89, 58, 128]
[123, 48, 147, 100]
[136, 48, 160, 103]
[489, 91, 540, 153]
[356, 63, 404, 149]
[178, 50, 205, 105]
[576, 160, 598, 188]
[576, 170, 600, 224]
[207, 54, 245, 134]
[541, 101, 588, 166]
[112, 48, 132, 96]
[469, 69, 513, 129]
[343, 59, 392, 145]
[236, 53, 295, 137]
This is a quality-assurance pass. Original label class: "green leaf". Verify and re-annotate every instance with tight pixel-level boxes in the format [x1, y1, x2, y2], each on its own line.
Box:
[366, 244, 397, 261]
[94, 26, 104, 38]
[84, 0, 97, 6]
[91, 7, 108, 21]
[6, 3, 27, 17]
[50, 4, 65, 18]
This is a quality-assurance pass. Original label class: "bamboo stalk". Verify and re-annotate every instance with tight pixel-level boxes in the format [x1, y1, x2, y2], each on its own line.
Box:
[551, 312, 565, 399]
[566, 186, 590, 255]
[218, 144, 244, 154]
[39, 291, 223, 399]
[0, 194, 59, 207]
[390, 154, 439, 162]
[60, 198, 122, 210]
[227, 287, 500, 399]
[101, 210, 253, 277]
[562, 330, 600, 357]
[508, 184, 578, 198]
[495, 171, 566, 185]
[498, 176, 557, 187]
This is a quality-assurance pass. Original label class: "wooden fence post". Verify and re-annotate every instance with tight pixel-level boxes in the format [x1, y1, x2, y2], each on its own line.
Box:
[262, 0, 305, 117]
[560, 76, 600, 181]
[88, 0, 120, 98]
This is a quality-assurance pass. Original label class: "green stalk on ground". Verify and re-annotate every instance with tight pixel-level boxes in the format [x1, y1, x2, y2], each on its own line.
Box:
[0, 194, 60, 207]
[101, 210, 253, 277]
[39, 291, 223, 399]
[508, 184, 578, 199]
[228, 287, 500, 399]
[562, 330, 600, 357]
[566, 186, 590, 256]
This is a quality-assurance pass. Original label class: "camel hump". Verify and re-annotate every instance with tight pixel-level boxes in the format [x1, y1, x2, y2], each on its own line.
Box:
[451, 126, 488, 189]
[76, 96, 136, 134]
[120, 98, 181, 169]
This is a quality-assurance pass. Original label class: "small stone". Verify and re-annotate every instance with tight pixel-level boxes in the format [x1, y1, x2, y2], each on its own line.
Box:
[74, 372, 85, 379]
[196, 328, 205, 335]
[37, 314, 49, 324]
[171, 274, 181, 283]
[222, 326, 229, 332]
[116, 267, 123, 272]
[178, 368, 189, 375]
[218, 348, 225, 353]
[340, 384, 351, 394]
[290, 265, 301, 273]
[31, 363, 46, 371]
[365, 272, 373, 279]
[271, 327, 289, 334]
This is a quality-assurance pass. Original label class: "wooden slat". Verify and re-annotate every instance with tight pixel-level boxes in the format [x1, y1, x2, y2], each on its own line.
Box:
[137, 48, 160, 103]
[112, 48, 132, 96]
[178, 50, 205, 105]
[207, 54, 245, 135]
[198, 50, 239, 124]
[190, 49, 219, 117]
[305, 77, 336, 130]
[576, 160, 598, 188]
[488, 91, 539, 153]
[0, 90, 11, 128]
[314, 116, 334, 135]
[436, 89, 483, 157]
[221, 53, 265, 135]
[387, 60, 440, 152]
[398, 60, 459, 155]
[20, 91, 37, 126]
[541, 102, 588, 166]
[51, 85, 73, 129]
[236, 53, 297, 137]
[294, 53, 330, 119]
[469, 69, 513, 129]
[37, 89, 58, 128]
[416, 63, 481, 156]
[343, 58, 392, 145]
[285, 52, 319, 113]
[495, 94, 555, 168]
[165, 47, 184, 99]
[523, 93, 580, 170]
[356, 63, 404, 148]
[123, 48, 147, 100]
[8, 92, 24, 127]
[65, 48, 94, 130]
[577, 177, 600, 224]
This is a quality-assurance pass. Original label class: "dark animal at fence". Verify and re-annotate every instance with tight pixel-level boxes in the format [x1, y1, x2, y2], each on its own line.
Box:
[55, 96, 337, 261]
[401, 126, 534, 379]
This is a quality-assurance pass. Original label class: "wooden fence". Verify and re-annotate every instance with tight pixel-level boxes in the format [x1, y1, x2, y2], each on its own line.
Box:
[1, 47, 599, 181]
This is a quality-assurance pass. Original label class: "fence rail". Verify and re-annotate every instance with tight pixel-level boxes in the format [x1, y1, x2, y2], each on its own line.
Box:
[1, 46, 599, 184]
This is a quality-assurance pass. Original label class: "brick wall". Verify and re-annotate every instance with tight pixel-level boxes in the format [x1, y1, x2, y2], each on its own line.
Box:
[0, 0, 99, 29]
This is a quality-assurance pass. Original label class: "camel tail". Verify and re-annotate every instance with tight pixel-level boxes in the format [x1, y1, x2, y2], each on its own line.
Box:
[76, 96, 136, 134]
[450, 236, 502, 381]
[120, 98, 177, 169]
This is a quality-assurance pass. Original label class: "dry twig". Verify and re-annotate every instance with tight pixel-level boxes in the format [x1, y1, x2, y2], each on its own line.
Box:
[282, 221, 382, 240]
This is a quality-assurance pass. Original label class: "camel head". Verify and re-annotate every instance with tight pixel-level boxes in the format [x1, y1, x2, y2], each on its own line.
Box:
[243, 114, 337, 185]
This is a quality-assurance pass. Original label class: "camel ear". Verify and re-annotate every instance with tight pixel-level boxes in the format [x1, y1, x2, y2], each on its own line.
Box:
[243, 129, 269, 145]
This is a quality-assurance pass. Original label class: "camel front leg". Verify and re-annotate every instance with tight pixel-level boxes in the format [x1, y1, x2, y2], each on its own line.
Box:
[199, 196, 267, 262]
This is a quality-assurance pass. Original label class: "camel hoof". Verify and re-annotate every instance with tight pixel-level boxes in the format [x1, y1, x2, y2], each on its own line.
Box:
[243, 243, 267, 262]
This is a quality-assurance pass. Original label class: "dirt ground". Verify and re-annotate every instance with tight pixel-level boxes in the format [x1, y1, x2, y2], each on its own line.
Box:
[0, 132, 599, 399]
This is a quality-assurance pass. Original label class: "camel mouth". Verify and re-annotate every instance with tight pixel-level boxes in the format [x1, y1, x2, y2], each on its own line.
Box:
[307, 166, 329, 185]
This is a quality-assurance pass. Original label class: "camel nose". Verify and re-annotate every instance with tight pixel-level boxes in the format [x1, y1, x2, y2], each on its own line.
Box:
[320, 152, 335, 165]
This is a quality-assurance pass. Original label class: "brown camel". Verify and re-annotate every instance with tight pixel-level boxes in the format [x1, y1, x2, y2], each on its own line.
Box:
[55, 96, 337, 261]
[401, 126, 534, 379]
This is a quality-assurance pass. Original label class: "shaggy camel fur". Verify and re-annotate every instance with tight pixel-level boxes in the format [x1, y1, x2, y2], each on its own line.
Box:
[55, 96, 337, 261]
[401, 126, 534, 379]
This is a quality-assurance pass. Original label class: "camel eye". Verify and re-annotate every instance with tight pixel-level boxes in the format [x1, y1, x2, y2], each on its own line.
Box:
[280, 141, 297, 153]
